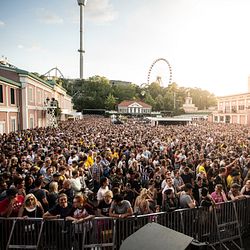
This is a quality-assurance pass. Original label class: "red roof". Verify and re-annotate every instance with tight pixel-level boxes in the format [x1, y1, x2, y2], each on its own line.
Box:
[118, 100, 152, 108]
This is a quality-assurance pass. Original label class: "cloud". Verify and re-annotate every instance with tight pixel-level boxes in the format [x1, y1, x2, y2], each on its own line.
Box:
[86, 0, 118, 24]
[0, 20, 5, 27]
[28, 44, 44, 52]
[37, 8, 63, 24]
[17, 44, 24, 49]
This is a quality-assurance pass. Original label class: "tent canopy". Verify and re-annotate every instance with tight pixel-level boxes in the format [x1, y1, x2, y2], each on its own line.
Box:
[120, 222, 193, 250]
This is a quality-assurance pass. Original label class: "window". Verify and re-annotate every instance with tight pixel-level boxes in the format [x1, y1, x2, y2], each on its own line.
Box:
[38, 118, 42, 127]
[11, 118, 16, 132]
[10, 88, 15, 104]
[30, 117, 34, 129]
[214, 116, 218, 122]
[37, 90, 42, 104]
[220, 116, 224, 122]
[28, 88, 33, 102]
[0, 122, 5, 134]
[0, 85, 3, 103]
[238, 105, 245, 110]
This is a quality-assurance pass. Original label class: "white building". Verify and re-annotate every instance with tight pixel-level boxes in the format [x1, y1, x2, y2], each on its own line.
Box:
[118, 100, 152, 115]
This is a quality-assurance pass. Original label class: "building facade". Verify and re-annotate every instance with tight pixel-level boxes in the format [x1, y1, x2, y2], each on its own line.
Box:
[118, 101, 152, 115]
[0, 63, 74, 133]
[212, 93, 250, 125]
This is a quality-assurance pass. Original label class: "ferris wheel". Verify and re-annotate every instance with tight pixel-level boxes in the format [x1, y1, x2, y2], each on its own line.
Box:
[146, 58, 173, 87]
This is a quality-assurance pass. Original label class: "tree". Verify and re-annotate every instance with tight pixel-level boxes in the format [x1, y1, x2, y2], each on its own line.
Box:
[105, 93, 116, 110]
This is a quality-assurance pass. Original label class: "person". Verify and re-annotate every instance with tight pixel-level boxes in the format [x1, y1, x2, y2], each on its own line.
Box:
[200, 187, 214, 208]
[0, 187, 24, 217]
[228, 183, 246, 201]
[18, 193, 44, 218]
[214, 167, 227, 193]
[97, 190, 113, 217]
[66, 194, 95, 249]
[211, 184, 227, 204]
[66, 194, 94, 223]
[109, 194, 133, 218]
[241, 180, 250, 196]
[179, 183, 196, 209]
[47, 181, 59, 209]
[43, 193, 72, 219]
[173, 169, 185, 192]
[162, 189, 178, 212]
[59, 180, 74, 204]
[96, 177, 109, 205]
[134, 188, 152, 215]
[29, 178, 48, 211]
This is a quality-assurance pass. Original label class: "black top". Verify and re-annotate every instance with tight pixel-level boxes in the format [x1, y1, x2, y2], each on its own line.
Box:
[48, 204, 73, 218]
[97, 200, 112, 216]
[23, 206, 44, 218]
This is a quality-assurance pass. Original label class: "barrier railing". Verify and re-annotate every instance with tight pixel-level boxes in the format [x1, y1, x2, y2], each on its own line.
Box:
[1, 198, 250, 249]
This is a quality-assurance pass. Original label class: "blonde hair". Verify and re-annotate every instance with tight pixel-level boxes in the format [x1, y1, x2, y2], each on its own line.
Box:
[49, 181, 58, 193]
[104, 190, 113, 198]
[24, 193, 38, 208]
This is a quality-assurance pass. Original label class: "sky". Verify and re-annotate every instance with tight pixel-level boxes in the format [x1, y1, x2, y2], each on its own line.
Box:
[1, 0, 250, 96]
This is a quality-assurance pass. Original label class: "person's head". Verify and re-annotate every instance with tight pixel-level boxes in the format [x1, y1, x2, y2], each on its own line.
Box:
[245, 180, 250, 187]
[34, 178, 43, 188]
[201, 187, 209, 197]
[215, 184, 223, 193]
[46, 166, 53, 175]
[72, 170, 79, 178]
[231, 183, 240, 191]
[113, 194, 124, 206]
[14, 177, 24, 189]
[49, 181, 58, 193]
[58, 193, 68, 208]
[96, 155, 101, 163]
[166, 177, 173, 186]
[164, 188, 174, 198]
[184, 183, 193, 194]
[6, 187, 18, 200]
[103, 190, 113, 203]
[100, 177, 109, 187]
[63, 180, 71, 190]
[73, 194, 87, 208]
[174, 169, 180, 177]
[219, 167, 226, 176]
[24, 193, 38, 209]
[165, 171, 171, 178]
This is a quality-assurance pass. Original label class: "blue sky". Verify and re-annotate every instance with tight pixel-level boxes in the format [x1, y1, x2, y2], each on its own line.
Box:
[1, 0, 250, 96]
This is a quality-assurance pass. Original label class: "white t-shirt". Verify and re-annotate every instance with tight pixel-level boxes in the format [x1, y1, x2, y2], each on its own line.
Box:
[97, 186, 109, 201]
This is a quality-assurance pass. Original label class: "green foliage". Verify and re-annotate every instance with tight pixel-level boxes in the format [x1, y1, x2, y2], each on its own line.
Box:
[62, 76, 217, 113]
[105, 93, 116, 110]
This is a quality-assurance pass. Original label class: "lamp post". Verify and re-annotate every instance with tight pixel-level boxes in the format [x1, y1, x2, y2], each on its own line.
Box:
[77, 0, 87, 79]
[44, 97, 58, 128]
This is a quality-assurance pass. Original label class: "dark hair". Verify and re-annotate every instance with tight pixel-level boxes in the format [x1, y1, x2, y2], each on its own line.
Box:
[6, 187, 18, 197]
[113, 194, 124, 203]
[201, 187, 208, 197]
[184, 183, 193, 192]
[164, 189, 173, 196]
[100, 177, 108, 187]
[34, 178, 42, 187]
[14, 177, 23, 186]
[219, 167, 226, 174]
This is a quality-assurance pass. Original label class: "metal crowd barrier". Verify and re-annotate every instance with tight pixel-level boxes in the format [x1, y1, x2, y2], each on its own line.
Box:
[1, 198, 250, 250]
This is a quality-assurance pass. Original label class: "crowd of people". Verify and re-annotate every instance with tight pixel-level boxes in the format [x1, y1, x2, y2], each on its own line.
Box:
[0, 116, 250, 223]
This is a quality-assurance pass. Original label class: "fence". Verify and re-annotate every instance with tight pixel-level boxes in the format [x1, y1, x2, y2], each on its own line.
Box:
[1, 198, 250, 250]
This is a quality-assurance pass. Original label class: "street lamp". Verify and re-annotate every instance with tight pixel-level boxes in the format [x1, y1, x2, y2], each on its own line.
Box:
[77, 0, 87, 79]
[44, 97, 58, 128]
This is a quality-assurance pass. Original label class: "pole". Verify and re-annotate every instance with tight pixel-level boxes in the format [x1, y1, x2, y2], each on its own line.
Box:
[79, 4, 84, 79]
